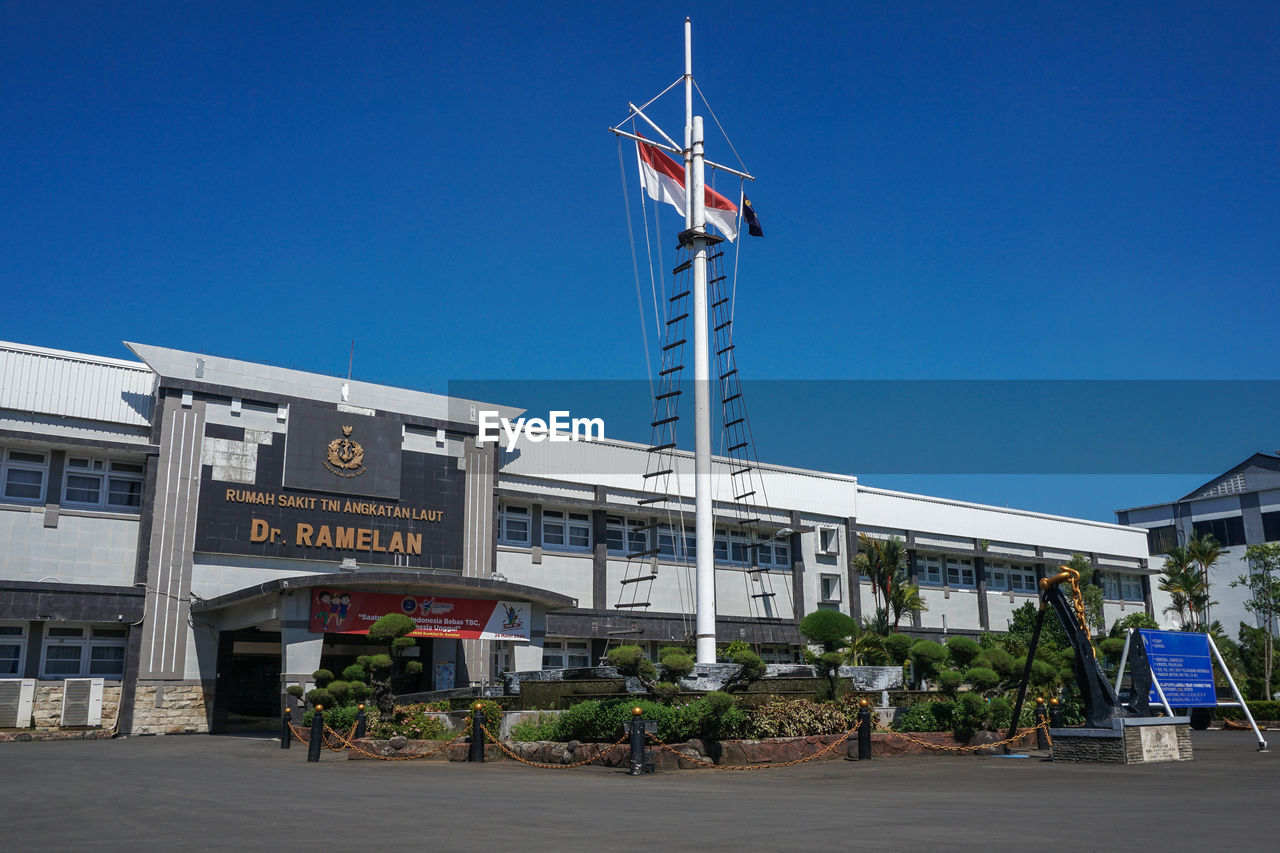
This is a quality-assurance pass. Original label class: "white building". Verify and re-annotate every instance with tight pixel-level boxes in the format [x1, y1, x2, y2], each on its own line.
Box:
[0, 338, 1154, 734]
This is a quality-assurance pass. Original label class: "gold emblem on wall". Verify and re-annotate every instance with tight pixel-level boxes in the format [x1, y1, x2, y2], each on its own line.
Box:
[324, 425, 367, 478]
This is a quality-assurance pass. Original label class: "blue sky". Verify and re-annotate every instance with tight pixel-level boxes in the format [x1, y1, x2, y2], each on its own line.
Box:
[3, 2, 1277, 521]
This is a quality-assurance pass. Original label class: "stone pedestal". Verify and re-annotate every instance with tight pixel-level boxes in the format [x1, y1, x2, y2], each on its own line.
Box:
[1050, 717, 1193, 764]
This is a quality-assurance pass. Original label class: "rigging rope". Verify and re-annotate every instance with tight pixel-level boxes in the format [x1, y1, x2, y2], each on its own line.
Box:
[617, 137, 654, 400]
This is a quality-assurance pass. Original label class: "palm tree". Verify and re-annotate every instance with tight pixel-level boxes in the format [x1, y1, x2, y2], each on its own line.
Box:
[845, 619, 887, 666]
[1187, 533, 1225, 626]
[887, 570, 928, 633]
[1159, 545, 1215, 630]
[853, 533, 907, 616]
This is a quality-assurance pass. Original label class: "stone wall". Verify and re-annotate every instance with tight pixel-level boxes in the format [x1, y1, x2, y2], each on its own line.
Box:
[24, 681, 123, 730]
[130, 682, 213, 734]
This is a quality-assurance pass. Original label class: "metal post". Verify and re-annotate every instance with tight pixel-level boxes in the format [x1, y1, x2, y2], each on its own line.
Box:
[857, 700, 872, 760]
[307, 706, 323, 763]
[1005, 602, 1047, 752]
[354, 703, 367, 740]
[468, 702, 486, 763]
[1049, 698, 1064, 728]
[1206, 634, 1268, 750]
[1035, 699, 1049, 750]
[629, 706, 647, 776]
[281, 707, 292, 749]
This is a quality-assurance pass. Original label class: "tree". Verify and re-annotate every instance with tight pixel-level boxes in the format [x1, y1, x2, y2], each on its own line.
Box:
[887, 571, 928, 633]
[798, 609, 857, 653]
[365, 613, 422, 715]
[1232, 543, 1280, 700]
[1066, 554, 1104, 636]
[844, 620, 887, 666]
[1187, 533, 1225, 626]
[853, 533, 907, 618]
[1159, 546, 1207, 630]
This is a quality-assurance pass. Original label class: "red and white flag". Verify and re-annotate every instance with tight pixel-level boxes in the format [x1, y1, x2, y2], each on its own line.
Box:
[636, 138, 738, 242]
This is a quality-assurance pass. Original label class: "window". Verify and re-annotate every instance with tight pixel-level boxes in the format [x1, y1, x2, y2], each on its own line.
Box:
[542, 510, 591, 552]
[2, 448, 48, 503]
[916, 554, 943, 585]
[542, 639, 591, 669]
[63, 457, 145, 510]
[606, 516, 651, 556]
[0, 623, 27, 676]
[946, 557, 975, 588]
[820, 574, 842, 602]
[1100, 572, 1144, 602]
[40, 625, 127, 678]
[1262, 511, 1280, 543]
[817, 527, 840, 555]
[1145, 525, 1178, 555]
[987, 562, 1037, 593]
[758, 644, 798, 664]
[498, 504, 530, 545]
[1192, 516, 1247, 547]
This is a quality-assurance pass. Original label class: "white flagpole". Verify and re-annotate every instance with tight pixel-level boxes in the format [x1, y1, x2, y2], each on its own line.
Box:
[686, 19, 717, 665]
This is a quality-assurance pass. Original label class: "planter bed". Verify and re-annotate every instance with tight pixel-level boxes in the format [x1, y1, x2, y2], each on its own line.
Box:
[347, 728, 1041, 766]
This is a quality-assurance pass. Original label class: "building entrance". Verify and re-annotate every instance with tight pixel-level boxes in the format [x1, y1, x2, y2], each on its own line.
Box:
[211, 629, 281, 733]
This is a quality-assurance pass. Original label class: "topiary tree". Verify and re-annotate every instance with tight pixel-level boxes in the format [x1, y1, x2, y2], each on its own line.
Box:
[312, 668, 335, 688]
[798, 609, 856, 653]
[985, 647, 1018, 682]
[305, 688, 334, 710]
[910, 640, 948, 686]
[607, 644, 657, 685]
[816, 651, 846, 699]
[937, 669, 964, 697]
[964, 667, 1001, 694]
[1109, 612, 1159, 637]
[945, 636, 981, 669]
[884, 632, 915, 666]
[951, 692, 988, 740]
[341, 663, 367, 683]
[365, 614, 420, 715]
[659, 649, 696, 683]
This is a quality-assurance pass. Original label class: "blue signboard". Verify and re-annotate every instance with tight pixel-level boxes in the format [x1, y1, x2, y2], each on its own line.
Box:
[1138, 629, 1216, 708]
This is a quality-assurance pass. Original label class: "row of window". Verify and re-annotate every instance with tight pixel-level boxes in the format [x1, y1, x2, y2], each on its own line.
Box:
[1098, 571, 1144, 602]
[1, 448, 144, 511]
[0, 623, 128, 679]
[497, 504, 792, 568]
[1146, 511, 1280, 555]
[907, 555, 1142, 601]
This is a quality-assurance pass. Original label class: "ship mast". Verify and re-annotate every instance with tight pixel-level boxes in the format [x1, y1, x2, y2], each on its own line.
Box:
[682, 18, 717, 665]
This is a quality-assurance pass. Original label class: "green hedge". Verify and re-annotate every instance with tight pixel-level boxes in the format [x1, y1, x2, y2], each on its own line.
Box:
[1214, 701, 1280, 721]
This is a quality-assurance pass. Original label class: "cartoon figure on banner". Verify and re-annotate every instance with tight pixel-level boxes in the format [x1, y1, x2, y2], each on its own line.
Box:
[315, 591, 332, 630]
[502, 604, 523, 630]
[337, 593, 351, 628]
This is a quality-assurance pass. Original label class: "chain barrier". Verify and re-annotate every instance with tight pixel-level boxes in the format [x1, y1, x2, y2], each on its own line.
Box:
[871, 718, 1052, 753]
[643, 718, 863, 772]
[288, 720, 358, 752]
[480, 723, 630, 769]
[289, 713, 1055, 766]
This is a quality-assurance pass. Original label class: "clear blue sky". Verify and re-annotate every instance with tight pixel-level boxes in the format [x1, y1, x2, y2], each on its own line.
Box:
[3, 2, 1277, 522]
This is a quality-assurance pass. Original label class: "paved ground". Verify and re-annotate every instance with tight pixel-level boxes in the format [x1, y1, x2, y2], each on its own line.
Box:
[2, 730, 1276, 851]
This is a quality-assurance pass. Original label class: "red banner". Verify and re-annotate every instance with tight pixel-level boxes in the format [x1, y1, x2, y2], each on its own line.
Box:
[309, 589, 530, 641]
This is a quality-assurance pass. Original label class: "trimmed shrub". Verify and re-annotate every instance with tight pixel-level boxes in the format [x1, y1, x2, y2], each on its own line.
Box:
[937, 669, 964, 697]
[1098, 637, 1126, 664]
[798, 609, 857, 652]
[368, 613, 416, 643]
[341, 664, 367, 683]
[652, 682, 682, 703]
[731, 650, 767, 683]
[348, 681, 371, 702]
[952, 692, 987, 740]
[285, 685, 304, 699]
[312, 669, 335, 688]
[892, 701, 952, 733]
[302, 703, 376, 732]
[305, 688, 335, 709]
[704, 691, 735, 715]
[964, 667, 1001, 693]
[946, 636, 982, 669]
[326, 680, 352, 706]
[985, 648, 1018, 681]
[884, 633, 915, 665]
[659, 651, 696, 682]
[910, 640, 948, 681]
[358, 653, 393, 673]
[509, 712, 560, 742]
[987, 696, 1035, 732]
[607, 645, 657, 683]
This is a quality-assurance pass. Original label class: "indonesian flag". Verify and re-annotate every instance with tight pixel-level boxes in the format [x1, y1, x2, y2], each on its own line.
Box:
[636, 138, 738, 242]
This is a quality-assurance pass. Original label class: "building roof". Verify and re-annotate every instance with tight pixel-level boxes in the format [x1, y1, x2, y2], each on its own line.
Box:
[1117, 452, 1280, 513]
[0, 339, 155, 427]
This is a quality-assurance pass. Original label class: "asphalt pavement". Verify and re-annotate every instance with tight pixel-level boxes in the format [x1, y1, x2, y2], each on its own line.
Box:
[1, 730, 1275, 851]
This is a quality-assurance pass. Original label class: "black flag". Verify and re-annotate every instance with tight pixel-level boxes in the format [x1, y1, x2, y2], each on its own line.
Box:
[743, 196, 764, 237]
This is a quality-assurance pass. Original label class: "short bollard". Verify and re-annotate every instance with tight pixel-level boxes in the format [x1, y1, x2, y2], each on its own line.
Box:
[1049, 698, 1064, 729]
[307, 705, 324, 763]
[354, 703, 367, 740]
[468, 702, 486, 763]
[857, 699, 872, 760]
[629, 707, 646, 776]
[1035, 699, 1049, 749]
[281, 707, 292, 750]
